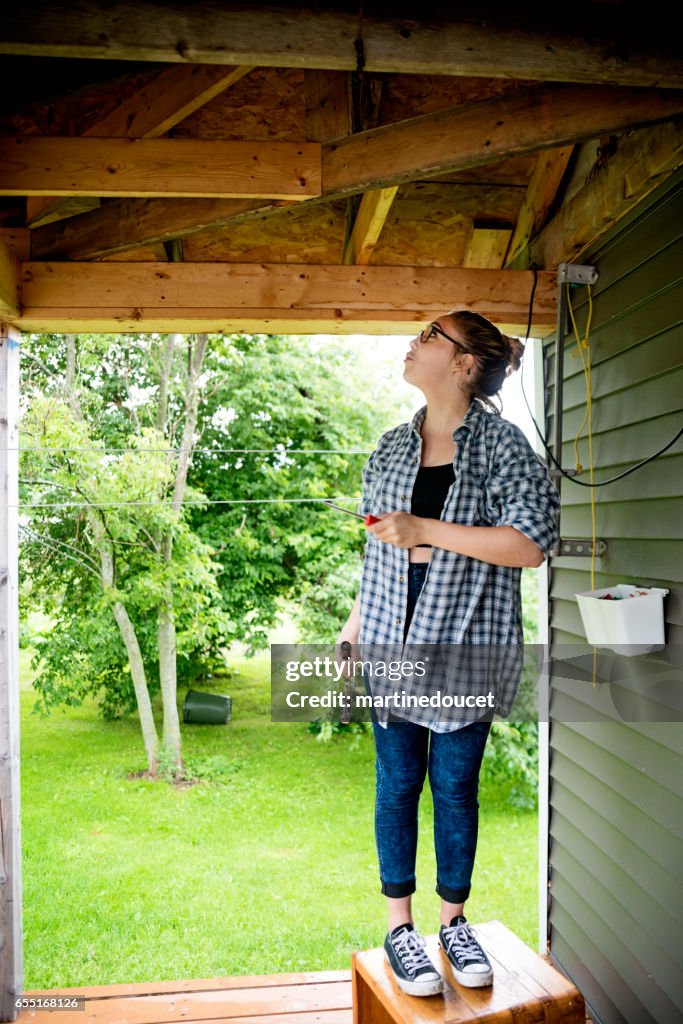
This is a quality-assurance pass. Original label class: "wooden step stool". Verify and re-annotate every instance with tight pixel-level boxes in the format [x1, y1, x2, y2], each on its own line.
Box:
[352, 920, 585, 1024]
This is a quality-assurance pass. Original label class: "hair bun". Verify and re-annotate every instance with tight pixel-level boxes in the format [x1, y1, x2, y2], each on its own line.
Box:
[502, 333, 524, 375]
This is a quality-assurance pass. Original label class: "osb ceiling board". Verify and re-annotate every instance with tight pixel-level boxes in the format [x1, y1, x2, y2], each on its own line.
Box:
[376, 73, 534, 125]
[0, 66, 163, 135]
[180, 198, 348, 264]
[369, 181, 522, 267]
[169, 66, 306, 142]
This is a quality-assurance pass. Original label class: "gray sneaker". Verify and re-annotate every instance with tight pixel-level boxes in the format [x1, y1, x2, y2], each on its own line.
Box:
[384, 923, 444, 997]
[438, 915, 494, 987]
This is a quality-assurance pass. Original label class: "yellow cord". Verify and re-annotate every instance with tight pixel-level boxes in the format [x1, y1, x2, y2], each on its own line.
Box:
[567, 284, 599, 685]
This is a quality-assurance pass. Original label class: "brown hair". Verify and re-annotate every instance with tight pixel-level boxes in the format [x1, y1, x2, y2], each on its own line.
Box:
[446, 309, 525, 415]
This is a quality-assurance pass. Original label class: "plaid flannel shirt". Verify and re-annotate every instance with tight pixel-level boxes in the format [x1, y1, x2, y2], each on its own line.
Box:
[357, 398, 561, 731]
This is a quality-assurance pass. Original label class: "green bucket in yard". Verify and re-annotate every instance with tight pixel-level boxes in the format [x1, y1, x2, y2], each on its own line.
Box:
[183, 689, 232, 724]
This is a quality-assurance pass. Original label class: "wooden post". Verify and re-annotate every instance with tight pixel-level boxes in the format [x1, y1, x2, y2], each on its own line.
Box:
[0, 322, 21, 1022]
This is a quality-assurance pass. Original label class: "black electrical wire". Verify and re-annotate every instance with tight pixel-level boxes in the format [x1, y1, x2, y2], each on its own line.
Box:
[519, 270, 682, 487]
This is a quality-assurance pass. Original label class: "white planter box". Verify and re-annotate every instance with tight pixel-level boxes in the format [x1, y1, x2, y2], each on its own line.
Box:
[575, 584, 669, 656]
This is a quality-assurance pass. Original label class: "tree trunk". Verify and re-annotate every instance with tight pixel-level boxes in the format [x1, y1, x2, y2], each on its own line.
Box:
[64, 334, 160, 772]
[112, 600, 159, 772]
[158, 568, 182, 772]
[156, 333, 209, 774]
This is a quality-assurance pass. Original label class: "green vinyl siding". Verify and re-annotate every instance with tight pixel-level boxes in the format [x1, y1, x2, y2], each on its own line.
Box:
[544, 168, 683, 1024]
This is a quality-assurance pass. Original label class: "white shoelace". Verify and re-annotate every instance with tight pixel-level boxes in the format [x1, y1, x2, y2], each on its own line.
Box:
[393, 928, 435, 972]
[441, 921, 488, 963]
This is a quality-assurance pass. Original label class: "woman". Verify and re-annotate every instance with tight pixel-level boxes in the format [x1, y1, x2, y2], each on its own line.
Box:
[336, 310, 561, 996]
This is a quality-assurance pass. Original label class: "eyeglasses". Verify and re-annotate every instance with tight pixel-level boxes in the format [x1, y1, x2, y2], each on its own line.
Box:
[417, 322, 469, 353]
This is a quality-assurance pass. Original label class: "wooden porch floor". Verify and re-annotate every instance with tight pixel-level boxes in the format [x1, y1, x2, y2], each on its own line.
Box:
[17, 922, 594, 1024]
[20, 968, 354, 1024]
[19, 960, 594, 1024]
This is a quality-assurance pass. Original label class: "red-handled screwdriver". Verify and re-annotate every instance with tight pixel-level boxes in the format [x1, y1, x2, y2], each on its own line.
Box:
[324, 501, 381, 525]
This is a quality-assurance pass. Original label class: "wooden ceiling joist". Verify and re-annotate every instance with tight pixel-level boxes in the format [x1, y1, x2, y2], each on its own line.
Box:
[523, 118, 683, 268]
[0, 137, 320, 200]
[463, 224, 513, 269]
[1, 4, 682, 88]
[30, 198, 295, 261]
[342, 187, 398, 266]
[18, 262, 555, 335]
[505, 146, 574, 268]
[26, 63, 254, 226]
[0, 237, 20, 318]
[27, 84, 683, 262]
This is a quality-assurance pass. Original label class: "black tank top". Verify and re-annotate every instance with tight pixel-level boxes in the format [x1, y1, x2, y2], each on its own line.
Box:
[410, 463, 455, 548]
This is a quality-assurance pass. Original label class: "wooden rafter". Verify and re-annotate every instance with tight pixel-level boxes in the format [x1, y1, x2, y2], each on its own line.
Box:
[304, 70, 352, 143]
[342, 187, 398, 265]
[30, 198, 295, 261]
[520, 118, 683, 268]
[26, 63, 254, 226]
[27, 84, 683, 262]
[463, 223, 513, 269]
[17, 262, 555, 334]
[1, 137, 320, 199]
[505, 146, 574, 268]
[1, 4, 682, 87]
[322, 84, 683, 196]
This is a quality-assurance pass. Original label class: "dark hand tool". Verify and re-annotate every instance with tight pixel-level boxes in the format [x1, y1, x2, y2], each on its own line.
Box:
[340, 640, 354, 725]
[324, 500, 381, 525]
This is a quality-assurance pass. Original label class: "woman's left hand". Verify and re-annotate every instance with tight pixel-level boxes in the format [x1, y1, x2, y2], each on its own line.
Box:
[366, 512, 427, 548]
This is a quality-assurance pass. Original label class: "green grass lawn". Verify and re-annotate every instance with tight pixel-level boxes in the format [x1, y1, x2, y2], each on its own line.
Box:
[19, 644, 538, 989]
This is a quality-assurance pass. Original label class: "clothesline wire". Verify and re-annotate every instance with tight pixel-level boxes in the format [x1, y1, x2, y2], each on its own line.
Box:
[14, 446, 372, 455]
[9, 496, 361, 511]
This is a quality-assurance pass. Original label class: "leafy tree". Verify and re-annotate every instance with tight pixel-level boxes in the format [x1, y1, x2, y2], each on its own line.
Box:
[20, 331, 408, 773]
[20, 333, 229, 774]
[186, 332, 409, 647]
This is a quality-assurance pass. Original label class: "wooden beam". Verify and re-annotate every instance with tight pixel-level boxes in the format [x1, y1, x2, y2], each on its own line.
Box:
[31, 198, 295, 261]
[26, 63, 254, 225]
[343, 187, 398, 265]
[304, 70, 352, 143]
[522, 118, 683, 269]
[0, 138, 321, 200]
[17, 262, 555, 334]
[463, 223, 513, 269]
[505, 146, 574, 267]
[323, 84, 683, 196]
[30, 84, 683, 262]
[0, 320, 22, 1023]
[0, 230, 29, 262]
[0, 238, 20, 318]
[1, 4, 682, 87]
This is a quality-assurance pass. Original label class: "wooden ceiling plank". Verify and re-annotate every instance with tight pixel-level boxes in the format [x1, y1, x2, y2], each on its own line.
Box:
[1, 137, 320, 199]
[27, 64, 254, 226]
[342, 187, 398, 265]
[463, 225, 513, 269]
[323, 84, 683, 196]
[0, 236, 21, 318]
[504, 146, 573, 267]
[521, 118, 683, 268]
[19, 262, 555, 330]
[1, 5, 682, 87]
[29, 83, 683, 262]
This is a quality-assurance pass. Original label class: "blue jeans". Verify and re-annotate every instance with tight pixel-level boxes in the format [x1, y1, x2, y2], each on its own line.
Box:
[373, 562, 492, 903]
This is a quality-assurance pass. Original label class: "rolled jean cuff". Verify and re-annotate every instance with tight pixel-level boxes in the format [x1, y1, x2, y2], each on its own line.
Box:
[381, 878, 416, 898]
[436, 880, 471, 903]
